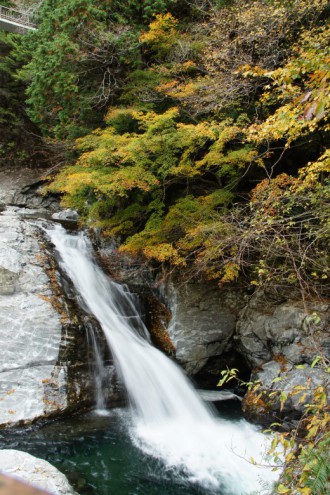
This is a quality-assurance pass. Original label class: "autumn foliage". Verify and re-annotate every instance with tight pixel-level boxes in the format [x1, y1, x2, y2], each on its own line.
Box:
[2, 1, 329, 492]
[45, 1, 329, 303]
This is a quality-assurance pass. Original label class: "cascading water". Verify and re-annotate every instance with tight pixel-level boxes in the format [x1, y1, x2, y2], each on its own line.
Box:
[47, 225, 279, 494]
[85, 322, 108, 411]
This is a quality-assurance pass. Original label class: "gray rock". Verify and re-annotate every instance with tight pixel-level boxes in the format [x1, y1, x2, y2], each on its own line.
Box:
[0, 449, 77, 495]
[0, 168, 43, 206]
[0, 167, 60, 212]
[197, 389, 242, 402]
[52, 209, 79, 221]
[167, 281, 246, 375]
[0, 207, 120, 427]
[237, 295, 330, 368]
[0, 209, 65, 426]
[244, 360, 329, 422]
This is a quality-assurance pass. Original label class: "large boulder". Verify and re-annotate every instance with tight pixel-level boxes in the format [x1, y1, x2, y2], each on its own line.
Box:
[0, 167, 59, 211]
[167, 280, 246, 375]
[0, 207, 119, 428]
[236, 294, 330, 368]
[242, 360, 329, 426]
[237, 293, 330, 425]
[0, 449, 77, 495]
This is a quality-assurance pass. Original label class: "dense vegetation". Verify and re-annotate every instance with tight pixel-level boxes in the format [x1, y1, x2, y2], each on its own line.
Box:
[1, 1, 329, 493]
[37, 0, 329, 303]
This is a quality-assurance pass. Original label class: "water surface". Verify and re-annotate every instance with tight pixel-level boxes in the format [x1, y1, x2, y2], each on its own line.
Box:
[0, 406, 274, 495]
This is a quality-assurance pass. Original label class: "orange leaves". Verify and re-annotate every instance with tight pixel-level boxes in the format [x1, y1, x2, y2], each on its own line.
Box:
[250, 174, 295, 209]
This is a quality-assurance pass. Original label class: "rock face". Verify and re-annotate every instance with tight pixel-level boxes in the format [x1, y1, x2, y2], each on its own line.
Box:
[164, 281, 329, 424]
[0, 206, 120, 428]
[0, 167, 59, 211]
[0, 449, 77, 495]
[243, 360, 329, 426]
[236, 295, 330, 368]
[237, 294, 330, 424]
[167, 280, 246, 375]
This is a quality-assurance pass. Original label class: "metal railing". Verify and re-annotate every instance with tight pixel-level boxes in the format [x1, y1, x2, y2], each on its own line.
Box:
[0, 5, 37, 29]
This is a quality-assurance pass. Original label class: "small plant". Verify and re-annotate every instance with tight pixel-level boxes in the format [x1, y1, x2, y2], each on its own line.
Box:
[218, 357, 330, 494]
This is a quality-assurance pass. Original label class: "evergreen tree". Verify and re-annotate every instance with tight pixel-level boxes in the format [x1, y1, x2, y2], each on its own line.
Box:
[17, 0, 180, 139]
[0, 31, 39, 165]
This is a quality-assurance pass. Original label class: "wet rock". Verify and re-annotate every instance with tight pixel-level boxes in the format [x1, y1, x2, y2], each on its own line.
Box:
[0, 168, 42, 206]
[237, 294, 330, 425]
[0, 167, 59, 211]
[12, 181, 60, 211]
[197, 389, 242, 402]
[0, 207, 120, 428]
[0, 208, 64, 426]
[0, 450, 77, 495]
[143, 291, 175, 355]
[52, 209, 79, 222]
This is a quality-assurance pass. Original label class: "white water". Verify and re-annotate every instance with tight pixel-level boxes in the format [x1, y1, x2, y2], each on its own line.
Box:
[48, 225, 279, 494]
[85, 322, 108, 411]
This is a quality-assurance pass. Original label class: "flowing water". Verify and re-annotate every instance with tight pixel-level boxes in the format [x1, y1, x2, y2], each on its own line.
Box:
[85, 322, 108, 411]
[46, 225, 279, 494]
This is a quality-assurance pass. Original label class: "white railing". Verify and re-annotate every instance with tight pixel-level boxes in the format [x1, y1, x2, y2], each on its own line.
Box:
[0, 5, 37, 29]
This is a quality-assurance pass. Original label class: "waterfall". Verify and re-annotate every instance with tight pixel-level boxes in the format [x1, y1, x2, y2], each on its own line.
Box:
[85, 322, 108, 411]
[47, 225, 279, 494]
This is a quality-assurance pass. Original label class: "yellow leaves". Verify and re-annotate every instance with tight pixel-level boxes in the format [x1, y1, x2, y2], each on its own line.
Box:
[136, 107, 180, 132]
[299, 488, 312, 495]
[182, 60, 196, 71]
[142, 243, 184, 265]
[140, 13, 179, 56]
[277, 484, 291, 494]
[95, 166, 159, 197]
[156, 79, 179, 93]
[161, 81, 198, 99]
[61, 172, 93, 195]
[248, 24, 330, 146]
[219, 262, 239, 285]
[285, 452, 295, 464]
[140, 13, 178, 42]
[239, 64, 266, 78]
[293, 150, 330, 192]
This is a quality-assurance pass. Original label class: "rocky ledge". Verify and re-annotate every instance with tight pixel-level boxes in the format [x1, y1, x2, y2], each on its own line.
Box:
[236, 294, 329, 424]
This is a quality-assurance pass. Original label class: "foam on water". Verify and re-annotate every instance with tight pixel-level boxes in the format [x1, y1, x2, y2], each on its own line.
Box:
[47, 225, 280, 494]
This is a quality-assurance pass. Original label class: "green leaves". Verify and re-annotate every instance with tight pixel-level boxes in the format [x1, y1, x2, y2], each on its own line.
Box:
[217, 368, 238, 387]
[17, 0, 144, 139]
